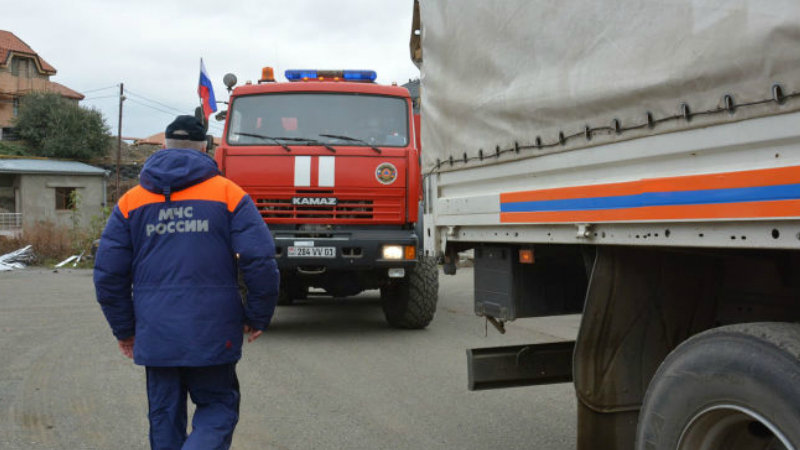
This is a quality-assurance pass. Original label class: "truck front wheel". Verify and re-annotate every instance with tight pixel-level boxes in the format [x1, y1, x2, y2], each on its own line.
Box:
[277, 287, 294, 306]
[636, 322, 800, 450]
[381, 256, 439, 329]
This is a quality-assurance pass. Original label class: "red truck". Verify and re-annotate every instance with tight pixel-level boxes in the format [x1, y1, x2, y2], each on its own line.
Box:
[214, 68, 438, 328]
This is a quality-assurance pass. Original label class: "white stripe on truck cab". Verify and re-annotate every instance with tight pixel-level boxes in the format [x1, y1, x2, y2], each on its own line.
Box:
[294, 156, 311, 187]
[319, 156, 335, 187]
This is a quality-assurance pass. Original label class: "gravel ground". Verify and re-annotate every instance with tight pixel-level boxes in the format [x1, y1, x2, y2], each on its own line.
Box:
[0, 266, 578, 450]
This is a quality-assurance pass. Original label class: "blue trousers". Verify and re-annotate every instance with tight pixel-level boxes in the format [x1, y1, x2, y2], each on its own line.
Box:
[146, 363, 240, 450]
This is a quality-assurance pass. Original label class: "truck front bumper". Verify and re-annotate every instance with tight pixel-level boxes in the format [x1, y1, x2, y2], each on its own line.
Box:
[270, 226, 419, 271]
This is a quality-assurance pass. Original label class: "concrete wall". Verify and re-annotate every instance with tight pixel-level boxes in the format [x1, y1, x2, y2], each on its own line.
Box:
[18, 174, 106, 229]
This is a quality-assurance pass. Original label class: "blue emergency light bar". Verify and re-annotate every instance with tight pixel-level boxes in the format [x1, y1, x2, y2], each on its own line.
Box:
[285, 70, 377, 82]
[342, 70, 377, 81]
[285, 70, 318, 80]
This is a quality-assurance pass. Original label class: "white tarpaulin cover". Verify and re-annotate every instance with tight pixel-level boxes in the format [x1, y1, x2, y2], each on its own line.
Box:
[414, 0, 800, 172]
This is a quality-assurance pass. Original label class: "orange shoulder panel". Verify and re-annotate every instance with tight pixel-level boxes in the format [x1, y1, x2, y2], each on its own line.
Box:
[173, 175, 247, 212]
[118, 185, 164, 218]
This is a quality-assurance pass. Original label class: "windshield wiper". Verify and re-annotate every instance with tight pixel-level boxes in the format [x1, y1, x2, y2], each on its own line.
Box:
[232, 132, 293, 152]
[319, 134, 382, 154]
[232, 133, 337, 153]
[287, 137, 337, 153]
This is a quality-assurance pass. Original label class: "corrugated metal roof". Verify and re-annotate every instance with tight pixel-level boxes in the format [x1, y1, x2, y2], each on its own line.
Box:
[0, 159, 108, 176]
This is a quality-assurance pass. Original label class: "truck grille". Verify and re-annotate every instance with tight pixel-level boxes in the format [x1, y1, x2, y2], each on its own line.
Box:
[257, 198, 374, 219]
[252, 189, 405, 224]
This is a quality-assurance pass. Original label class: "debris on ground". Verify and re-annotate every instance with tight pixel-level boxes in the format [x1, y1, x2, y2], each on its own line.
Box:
[458, 249, 475, 267]
[0, 245, 34, 272]
[55, 250, 86, 268]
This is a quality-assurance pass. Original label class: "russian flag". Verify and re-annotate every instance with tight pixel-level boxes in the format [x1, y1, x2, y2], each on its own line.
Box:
[198, 58, 217, 120]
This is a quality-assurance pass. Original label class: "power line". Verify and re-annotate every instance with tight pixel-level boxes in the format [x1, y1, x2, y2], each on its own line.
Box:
[84, 95, 118, 101]
[125, 89, 188, 115]
[127, 98, 224, 134]
[126, 97, 185, 118]
[80, 84, 120, 95]
[125, 88, 224, 130]
[125, 88, 224, 128]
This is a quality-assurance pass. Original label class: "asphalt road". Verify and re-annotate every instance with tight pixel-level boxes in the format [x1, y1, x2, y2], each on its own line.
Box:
[0, 266, 578, 450]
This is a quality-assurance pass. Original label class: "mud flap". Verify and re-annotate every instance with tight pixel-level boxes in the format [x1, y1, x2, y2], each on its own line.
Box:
[574, 246, 720, 450]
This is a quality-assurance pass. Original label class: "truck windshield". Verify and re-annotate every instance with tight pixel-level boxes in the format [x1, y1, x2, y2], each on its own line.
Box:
[227, 93, 409, 147]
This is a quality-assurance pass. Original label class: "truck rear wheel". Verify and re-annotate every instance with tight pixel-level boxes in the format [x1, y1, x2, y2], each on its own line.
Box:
[381, 256, 439, 329]
[636, 322, 800, 450]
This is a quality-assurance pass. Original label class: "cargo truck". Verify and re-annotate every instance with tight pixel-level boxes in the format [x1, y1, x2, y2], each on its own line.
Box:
[215, 68, 438, 328]
[411, 1, 800, 449]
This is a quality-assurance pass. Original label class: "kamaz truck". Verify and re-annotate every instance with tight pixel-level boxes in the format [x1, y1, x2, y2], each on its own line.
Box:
[412, 0, 800, 449]
[214, 68, 437, 329]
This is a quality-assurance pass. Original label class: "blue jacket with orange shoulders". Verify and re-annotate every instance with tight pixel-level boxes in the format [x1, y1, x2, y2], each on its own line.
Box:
[93, 148, 279, 367]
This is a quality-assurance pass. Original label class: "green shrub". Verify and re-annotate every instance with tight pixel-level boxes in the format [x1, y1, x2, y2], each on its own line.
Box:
[13, 92, 111, 161]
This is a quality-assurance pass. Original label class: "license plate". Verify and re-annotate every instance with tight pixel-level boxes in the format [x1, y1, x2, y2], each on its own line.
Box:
[287, 246, 336, 258]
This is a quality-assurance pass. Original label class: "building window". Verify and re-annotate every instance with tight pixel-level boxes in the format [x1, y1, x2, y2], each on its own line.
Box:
[55, 187, 77, 210]
[10, 58, 34, 78]
[12, 98, 19, 117]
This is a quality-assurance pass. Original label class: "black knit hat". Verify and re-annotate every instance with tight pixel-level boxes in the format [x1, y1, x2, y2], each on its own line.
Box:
[165, 115, 207, 141]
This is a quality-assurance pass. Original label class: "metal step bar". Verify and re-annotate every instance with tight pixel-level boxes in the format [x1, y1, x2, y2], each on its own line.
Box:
[467, 341, 575, 391]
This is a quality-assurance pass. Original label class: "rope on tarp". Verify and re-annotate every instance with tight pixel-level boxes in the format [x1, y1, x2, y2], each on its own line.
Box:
[425, 83, 800, 178]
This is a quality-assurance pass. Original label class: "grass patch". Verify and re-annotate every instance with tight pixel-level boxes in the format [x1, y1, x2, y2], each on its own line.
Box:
[0, 221, 97, 267]
[0, 141, 28, 157]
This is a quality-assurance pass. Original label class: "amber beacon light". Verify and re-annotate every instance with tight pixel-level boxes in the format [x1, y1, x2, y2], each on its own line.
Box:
[259, 67, 275, 83]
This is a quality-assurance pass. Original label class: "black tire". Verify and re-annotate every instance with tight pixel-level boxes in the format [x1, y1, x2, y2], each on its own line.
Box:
[381, 256, 439, 329]
[290, 285, 307, 300]
[277, 287, 294, 306]
[636, 322, 800, 450]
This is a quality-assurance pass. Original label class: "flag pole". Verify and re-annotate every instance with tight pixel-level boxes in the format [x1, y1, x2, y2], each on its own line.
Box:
[197, 58, 206, 126]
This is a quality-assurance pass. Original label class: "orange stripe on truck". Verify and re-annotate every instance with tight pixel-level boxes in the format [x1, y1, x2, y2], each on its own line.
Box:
[500, 199, 800, 223]
[500, 165, 800, 204]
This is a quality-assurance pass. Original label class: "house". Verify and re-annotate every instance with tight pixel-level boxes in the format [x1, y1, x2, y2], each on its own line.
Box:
[0, 30, 84, 140]
[0, 159, 108, 236]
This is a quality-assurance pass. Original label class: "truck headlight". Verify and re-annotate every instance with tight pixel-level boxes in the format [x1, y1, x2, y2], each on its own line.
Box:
[382, 245, 404, 260]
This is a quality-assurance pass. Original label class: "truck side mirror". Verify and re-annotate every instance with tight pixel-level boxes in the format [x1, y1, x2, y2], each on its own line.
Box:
[195, 107, 208, 130]
[206, 135, 215, 154]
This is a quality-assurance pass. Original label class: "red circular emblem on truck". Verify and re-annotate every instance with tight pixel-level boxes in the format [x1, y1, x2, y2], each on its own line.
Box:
[376, 163, 397, 185]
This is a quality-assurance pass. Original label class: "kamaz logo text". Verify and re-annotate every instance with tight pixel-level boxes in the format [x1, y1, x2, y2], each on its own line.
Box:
[292, 197, 338, 206]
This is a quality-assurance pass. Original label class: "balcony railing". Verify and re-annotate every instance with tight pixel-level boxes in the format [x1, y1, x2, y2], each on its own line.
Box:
[0, 213, 22, 230]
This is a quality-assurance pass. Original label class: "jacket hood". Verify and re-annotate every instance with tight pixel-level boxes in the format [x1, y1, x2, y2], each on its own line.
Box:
[140, 148, 220, 196]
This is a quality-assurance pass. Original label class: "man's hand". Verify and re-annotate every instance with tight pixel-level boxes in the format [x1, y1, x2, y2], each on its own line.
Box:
[243, 325, 263, 343]
[118, 336, 135, 359]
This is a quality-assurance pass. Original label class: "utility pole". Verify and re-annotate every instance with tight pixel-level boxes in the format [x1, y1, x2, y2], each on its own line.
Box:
[116, 83, 124, 201]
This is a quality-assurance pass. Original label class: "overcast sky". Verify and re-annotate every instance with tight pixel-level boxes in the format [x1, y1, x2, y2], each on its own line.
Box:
[6, 0, 420, 139]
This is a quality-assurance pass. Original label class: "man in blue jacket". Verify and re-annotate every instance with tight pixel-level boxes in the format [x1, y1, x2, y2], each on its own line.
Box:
[94, 115, 279, 450]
